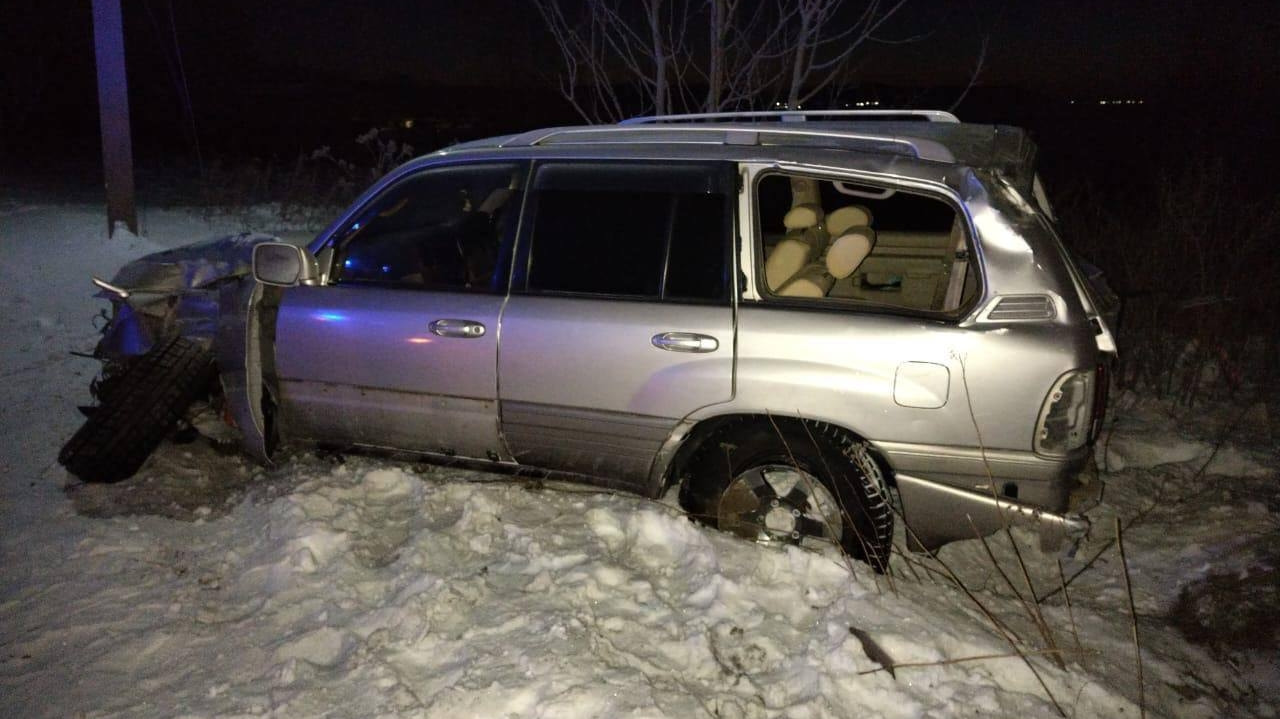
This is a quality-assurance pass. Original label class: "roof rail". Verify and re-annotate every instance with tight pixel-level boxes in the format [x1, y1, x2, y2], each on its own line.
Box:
[620, 109, 960, 125]
[502, 125, 955, 163]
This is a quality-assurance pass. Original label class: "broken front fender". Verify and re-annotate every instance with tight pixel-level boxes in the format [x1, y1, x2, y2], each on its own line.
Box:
[89, 232, 295, 465]
[93, 233, 285, 360]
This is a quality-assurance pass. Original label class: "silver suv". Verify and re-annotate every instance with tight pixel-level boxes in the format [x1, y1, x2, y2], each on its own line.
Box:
[61, 110, 1117, 569]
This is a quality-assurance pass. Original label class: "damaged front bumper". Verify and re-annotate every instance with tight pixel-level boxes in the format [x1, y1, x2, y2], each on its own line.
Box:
[81, 233, 290, 466]
[90, 233, 284, 360]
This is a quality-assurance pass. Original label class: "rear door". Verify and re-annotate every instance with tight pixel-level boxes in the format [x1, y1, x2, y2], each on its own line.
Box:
[271, 162, 527, 460]
[498, 161, 736, 493]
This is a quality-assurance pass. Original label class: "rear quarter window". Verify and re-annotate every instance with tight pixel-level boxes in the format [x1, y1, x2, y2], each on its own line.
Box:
[755, 172, 978, 315]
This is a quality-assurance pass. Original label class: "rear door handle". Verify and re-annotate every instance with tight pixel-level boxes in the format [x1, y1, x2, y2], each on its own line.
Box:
[651, 332, 719, 353]
[429, 319, 486, 338]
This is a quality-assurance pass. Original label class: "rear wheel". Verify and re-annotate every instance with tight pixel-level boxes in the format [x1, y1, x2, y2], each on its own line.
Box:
[59, 336, 217, 483]
[680, 420, 893, 572]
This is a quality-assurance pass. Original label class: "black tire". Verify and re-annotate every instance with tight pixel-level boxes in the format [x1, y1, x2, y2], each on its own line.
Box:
[680, 419, 894, 572]
[59, 336, 217, 483]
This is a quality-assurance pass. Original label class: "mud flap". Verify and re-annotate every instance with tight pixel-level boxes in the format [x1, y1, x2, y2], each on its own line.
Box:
[217, 278, 274, 465]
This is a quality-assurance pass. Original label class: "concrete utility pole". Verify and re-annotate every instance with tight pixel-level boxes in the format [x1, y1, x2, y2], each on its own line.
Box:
[92, 0, 138, 236]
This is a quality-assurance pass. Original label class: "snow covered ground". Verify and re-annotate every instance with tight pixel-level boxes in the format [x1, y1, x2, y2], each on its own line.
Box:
[1, 199, 1276, 718]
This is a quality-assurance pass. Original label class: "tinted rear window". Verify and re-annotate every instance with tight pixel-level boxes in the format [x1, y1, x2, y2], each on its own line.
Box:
[525, 163, 730, 302]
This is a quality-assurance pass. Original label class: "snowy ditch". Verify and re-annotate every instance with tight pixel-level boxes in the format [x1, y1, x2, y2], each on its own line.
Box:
[1, 202, 1276, 718]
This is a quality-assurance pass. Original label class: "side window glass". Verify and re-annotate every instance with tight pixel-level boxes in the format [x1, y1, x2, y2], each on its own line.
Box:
[334, 164, 522, 292]
[525, 163, 729, 302]
[756, 173, 972, 314]
[665, 194, 728, 301]
[528, 190, 669, 297]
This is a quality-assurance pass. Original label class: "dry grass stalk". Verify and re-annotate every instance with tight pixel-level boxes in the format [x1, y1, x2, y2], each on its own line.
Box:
[1116, 517, 1145, 719]
[1001, 520, 1065, 669]
[1039, 398, 1253, 603]
[946, 357, 1067, 713]
[763, 412, 900, 593]
[887, 536, 927, 584]
[584, 414, 1065, 715]
[1057, 559, 1084, 659]
[896, 522, 1065, 715]
[767, 412, 1061, 706]
[787, 413, 902, 592]
[967, 517, 1066, 670]
[856, 646, 1095, 676]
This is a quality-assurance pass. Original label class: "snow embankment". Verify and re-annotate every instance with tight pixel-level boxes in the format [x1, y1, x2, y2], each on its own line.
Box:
[1099, 393, 1273, 477]
[4, 456, 1142, 718]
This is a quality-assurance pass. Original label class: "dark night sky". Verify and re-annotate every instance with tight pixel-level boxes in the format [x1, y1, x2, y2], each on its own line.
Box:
[127, 0, 1274, 90]
[99, 0, 1276, 92]
[1, 0, 1276, 168]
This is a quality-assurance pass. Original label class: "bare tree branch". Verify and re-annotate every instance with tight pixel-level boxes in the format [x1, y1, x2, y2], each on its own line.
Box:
[949, 34, 989, 112]
[532, 0, 927, 121]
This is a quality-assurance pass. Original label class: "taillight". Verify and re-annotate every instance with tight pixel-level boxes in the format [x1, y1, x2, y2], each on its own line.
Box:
[1034, 369, 1096, 456]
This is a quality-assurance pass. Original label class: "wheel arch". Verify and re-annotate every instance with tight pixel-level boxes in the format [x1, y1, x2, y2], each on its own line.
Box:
[655, 412, 897, 497]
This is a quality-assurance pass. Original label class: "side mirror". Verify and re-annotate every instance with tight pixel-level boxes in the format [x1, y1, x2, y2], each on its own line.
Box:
[252, 242, 319, 287]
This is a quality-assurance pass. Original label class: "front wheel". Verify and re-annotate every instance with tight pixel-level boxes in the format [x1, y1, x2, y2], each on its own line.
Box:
[59, 336, 217, 483]
[680, 420, 894, 572]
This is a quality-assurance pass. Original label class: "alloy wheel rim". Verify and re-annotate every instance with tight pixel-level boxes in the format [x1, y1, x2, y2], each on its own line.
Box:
[718, 464, 842, 546]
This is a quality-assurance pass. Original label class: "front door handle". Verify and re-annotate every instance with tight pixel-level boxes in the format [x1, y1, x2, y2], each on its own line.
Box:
[651, 332, 719, 353]
[429, 319, 486, 338]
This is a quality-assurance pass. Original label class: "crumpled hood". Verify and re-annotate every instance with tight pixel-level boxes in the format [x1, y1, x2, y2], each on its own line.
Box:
[94, 233, 291, 360]
[106, 232, 282, 295]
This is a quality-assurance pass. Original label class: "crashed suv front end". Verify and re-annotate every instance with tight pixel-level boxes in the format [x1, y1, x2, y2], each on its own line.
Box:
[84, 233, 285, 466]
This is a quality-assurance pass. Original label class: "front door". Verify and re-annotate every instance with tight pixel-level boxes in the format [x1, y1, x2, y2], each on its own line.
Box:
[271, 162, 526, 460]
[498, 161, 736, 493]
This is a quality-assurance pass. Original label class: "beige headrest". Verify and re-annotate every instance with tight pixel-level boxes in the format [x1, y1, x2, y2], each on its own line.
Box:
[477, 187, 514, 214]
[826, 227, 876, 279]
[790, 177, 822, 207]
[764, 237, 814, 291]
[826, 205, 873, 237]
[777, 262, 835, 298]
[783, 204, 824, 230]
